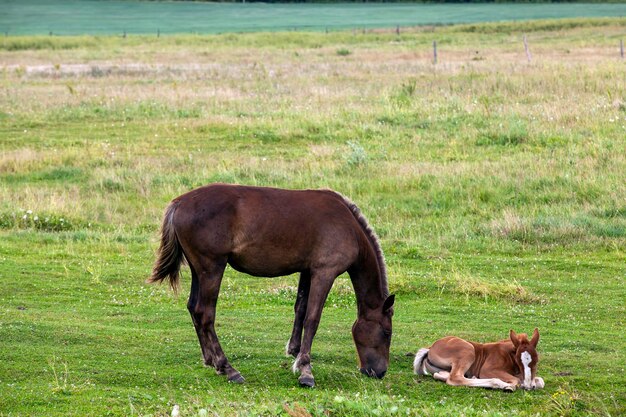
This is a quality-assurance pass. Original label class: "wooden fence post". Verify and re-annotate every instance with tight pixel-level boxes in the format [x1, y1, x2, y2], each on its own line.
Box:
[523, 34, 532, 62]
[433, 40, 437, 64]
[621, 39, 624, 59]
[396, 25, 400, 36]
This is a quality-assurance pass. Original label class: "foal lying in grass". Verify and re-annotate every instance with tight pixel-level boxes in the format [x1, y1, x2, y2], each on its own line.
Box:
[413, 329, 545, 391]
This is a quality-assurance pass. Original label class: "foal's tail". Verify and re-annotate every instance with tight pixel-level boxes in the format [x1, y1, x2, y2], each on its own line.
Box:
[413, 348, 430, 375]
[148, 201, 183, 291]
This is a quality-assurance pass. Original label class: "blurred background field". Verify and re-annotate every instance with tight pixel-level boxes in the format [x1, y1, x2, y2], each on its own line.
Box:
[2, 0, 626, 35]
[0, 15, 625, 417]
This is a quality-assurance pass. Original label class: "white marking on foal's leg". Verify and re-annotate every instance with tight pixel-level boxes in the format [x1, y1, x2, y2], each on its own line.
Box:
[466, 377, 515, 390]
[433, 371, 449, 382]
[521, 351, 533, 389]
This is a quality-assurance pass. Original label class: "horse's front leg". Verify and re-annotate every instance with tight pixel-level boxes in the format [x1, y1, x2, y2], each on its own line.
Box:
[292, 272, 335, 387]
[286, 271, 311, 357]
[188, 257, 244, 383]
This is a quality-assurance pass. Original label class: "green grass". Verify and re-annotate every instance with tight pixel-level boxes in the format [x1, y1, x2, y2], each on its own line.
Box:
[1, 19, 625, 416]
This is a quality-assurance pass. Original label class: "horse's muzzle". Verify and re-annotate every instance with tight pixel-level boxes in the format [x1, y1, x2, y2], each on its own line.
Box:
[360, 367, 386, 379]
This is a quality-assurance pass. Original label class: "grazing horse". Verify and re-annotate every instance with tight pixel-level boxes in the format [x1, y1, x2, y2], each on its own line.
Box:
[413, 329, 544, 391]
[149, 184, 394, 387]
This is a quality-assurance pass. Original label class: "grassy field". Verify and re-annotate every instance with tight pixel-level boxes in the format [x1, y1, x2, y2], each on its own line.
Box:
[1, 18, 625, 416]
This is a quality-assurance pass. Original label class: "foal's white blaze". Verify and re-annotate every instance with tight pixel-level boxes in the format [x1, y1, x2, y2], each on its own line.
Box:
[521, 351, 533, 388]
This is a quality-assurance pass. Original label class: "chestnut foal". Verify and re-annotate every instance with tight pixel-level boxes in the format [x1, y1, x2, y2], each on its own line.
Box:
[413, 329, 544, 391]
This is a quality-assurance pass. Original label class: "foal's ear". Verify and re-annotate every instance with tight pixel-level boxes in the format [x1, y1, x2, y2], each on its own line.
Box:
[509, 329, 520, 347]
[530, 328, 540, 348]
[383, 294, 395, 314]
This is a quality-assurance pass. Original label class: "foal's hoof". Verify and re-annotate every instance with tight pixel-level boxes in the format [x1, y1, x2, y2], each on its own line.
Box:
[298, 375, 315, 388]
[503, 385, 516, 392]
[228, 373, 245, 384]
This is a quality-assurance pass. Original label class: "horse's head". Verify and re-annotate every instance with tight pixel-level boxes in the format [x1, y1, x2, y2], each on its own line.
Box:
[352, 294, 395, 379]
[510, 328, 540, 389]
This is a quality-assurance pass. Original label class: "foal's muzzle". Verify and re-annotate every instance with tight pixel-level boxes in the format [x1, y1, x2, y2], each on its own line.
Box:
[360, 367, 387, 379]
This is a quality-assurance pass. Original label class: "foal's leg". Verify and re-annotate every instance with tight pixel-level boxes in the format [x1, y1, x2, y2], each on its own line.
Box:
[432, 371, 450, 382]
[292, 271, 335, 387]
[286, 271, 311, 357]
[433, 341, 515, 390]
[480, 370, 521, 390]
[446, 360, 515, 390]
[187, 256, 244, 383]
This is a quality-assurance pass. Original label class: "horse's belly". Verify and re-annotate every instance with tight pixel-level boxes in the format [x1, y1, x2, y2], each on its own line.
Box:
[227, 250, 306, 277]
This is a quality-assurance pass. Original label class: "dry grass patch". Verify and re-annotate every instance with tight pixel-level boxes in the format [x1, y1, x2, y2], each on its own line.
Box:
[437, 271, 538, 304]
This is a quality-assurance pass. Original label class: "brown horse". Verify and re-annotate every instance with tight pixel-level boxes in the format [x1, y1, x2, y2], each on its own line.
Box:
[413, 329, 544, 391]
[149, 184, 394, 387]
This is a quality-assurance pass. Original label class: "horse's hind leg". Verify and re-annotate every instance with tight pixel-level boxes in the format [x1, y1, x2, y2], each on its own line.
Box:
[187, 256, 244, 383]
[188, 264, 214, 366]
[286, 271, 311, 357]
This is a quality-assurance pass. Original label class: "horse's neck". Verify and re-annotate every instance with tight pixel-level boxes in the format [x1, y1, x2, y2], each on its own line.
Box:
[350, 249, 387, 318]
[471, 340, 516, 376]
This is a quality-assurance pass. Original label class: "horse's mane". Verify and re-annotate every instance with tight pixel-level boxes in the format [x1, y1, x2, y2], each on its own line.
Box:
[330, 191, 389, 297]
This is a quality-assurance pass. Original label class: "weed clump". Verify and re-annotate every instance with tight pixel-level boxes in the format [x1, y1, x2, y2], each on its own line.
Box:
[344, 140, 368, 168]
[0, 209, 84, 232]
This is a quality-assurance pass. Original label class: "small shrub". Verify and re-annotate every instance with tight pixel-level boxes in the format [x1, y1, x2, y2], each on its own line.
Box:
[345, 140, 367, 167]
[336, 48, 351, 56]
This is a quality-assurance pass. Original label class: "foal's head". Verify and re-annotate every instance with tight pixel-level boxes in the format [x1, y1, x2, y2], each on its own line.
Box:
[352, 295, 395, 379]
[510, 328, 540, 389]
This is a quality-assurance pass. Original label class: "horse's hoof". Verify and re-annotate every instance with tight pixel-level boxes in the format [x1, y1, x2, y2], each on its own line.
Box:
[298, 375, 315, 388]
[228, 373, 245, 384]
[503, 385, 516, 392]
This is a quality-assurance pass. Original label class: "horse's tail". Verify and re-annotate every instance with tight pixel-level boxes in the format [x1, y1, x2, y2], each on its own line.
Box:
[413, 348, 430, 375]
[148, 201, 183, 292]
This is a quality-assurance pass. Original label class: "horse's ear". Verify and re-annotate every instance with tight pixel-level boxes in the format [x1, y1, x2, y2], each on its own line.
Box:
[530, 328, 540, 348]
[510, 329, 520, 347]
[383, 294, 395, 314]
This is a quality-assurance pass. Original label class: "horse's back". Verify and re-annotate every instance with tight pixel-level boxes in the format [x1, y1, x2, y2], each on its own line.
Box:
[172, 184, 361, 276]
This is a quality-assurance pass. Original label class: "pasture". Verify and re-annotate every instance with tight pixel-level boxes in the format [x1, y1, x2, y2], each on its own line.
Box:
[1, 18, 625, 416]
